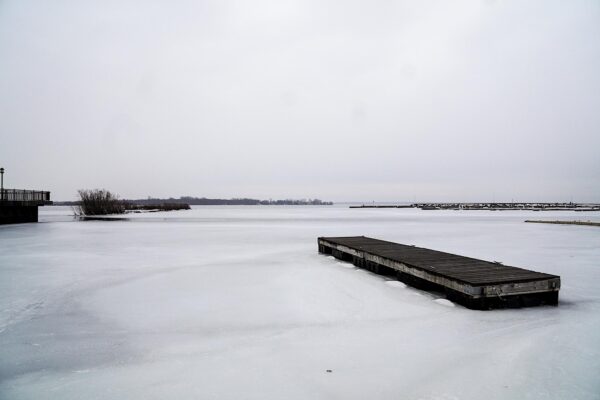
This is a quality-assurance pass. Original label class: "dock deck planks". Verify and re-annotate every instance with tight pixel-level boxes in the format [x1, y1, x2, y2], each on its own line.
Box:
[318, 236, 560, 310]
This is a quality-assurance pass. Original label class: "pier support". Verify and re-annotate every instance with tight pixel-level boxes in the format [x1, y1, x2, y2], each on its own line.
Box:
[0, 188, 51, 225]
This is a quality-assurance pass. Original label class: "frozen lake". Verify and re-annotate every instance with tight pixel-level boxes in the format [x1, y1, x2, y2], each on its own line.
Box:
[1, 205, 599, 399]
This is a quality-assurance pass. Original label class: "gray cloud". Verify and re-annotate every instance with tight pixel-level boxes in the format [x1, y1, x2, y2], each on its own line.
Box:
[1, 0, 599, 201]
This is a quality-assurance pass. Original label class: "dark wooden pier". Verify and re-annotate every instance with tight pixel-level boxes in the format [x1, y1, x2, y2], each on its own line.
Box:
[0, 189, 52, 224]
[318, 236, 560, 310]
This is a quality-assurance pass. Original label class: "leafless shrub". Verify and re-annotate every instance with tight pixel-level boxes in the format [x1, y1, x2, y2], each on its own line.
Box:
[75, 189, 125, 216]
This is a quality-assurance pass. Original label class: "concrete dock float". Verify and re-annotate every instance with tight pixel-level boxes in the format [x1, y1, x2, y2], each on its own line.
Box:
[318, 236, 560, 310]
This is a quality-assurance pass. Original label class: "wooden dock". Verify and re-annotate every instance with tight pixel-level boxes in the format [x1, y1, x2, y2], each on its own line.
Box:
[318, 236, 560, 310]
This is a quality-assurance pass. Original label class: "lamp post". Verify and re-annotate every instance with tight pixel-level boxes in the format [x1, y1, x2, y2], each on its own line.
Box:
[0, 167, 4, 201]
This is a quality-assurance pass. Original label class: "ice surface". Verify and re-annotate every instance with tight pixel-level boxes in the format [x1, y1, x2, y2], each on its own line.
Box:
[1, 206, 599, 399]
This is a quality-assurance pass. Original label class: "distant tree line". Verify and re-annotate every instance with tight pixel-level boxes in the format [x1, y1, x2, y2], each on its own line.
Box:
[130, 197, 333, 206]
[124, 203, 190, 211]
[59, 193, 333, 211]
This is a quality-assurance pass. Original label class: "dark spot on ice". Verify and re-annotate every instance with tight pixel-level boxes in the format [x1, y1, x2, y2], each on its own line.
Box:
[326, 369, 332, 373]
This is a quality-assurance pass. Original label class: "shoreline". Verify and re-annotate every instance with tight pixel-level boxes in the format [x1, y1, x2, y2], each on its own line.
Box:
[525, 220, 600, 227]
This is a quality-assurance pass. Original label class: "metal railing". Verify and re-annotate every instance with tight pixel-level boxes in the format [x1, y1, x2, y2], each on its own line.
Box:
[0, 189, 51, 202]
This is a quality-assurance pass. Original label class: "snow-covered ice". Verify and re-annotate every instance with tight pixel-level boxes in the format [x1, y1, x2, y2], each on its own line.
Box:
[385, 281, 407, 289]
[433, 298, 456, 307]
[1, 206, 599, 399]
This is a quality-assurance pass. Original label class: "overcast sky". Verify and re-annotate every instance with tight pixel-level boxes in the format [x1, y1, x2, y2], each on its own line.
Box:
[1, 0, 599, 202]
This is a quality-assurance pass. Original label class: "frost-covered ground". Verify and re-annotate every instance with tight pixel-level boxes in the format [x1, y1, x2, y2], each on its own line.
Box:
[1, 206, 599, 400]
